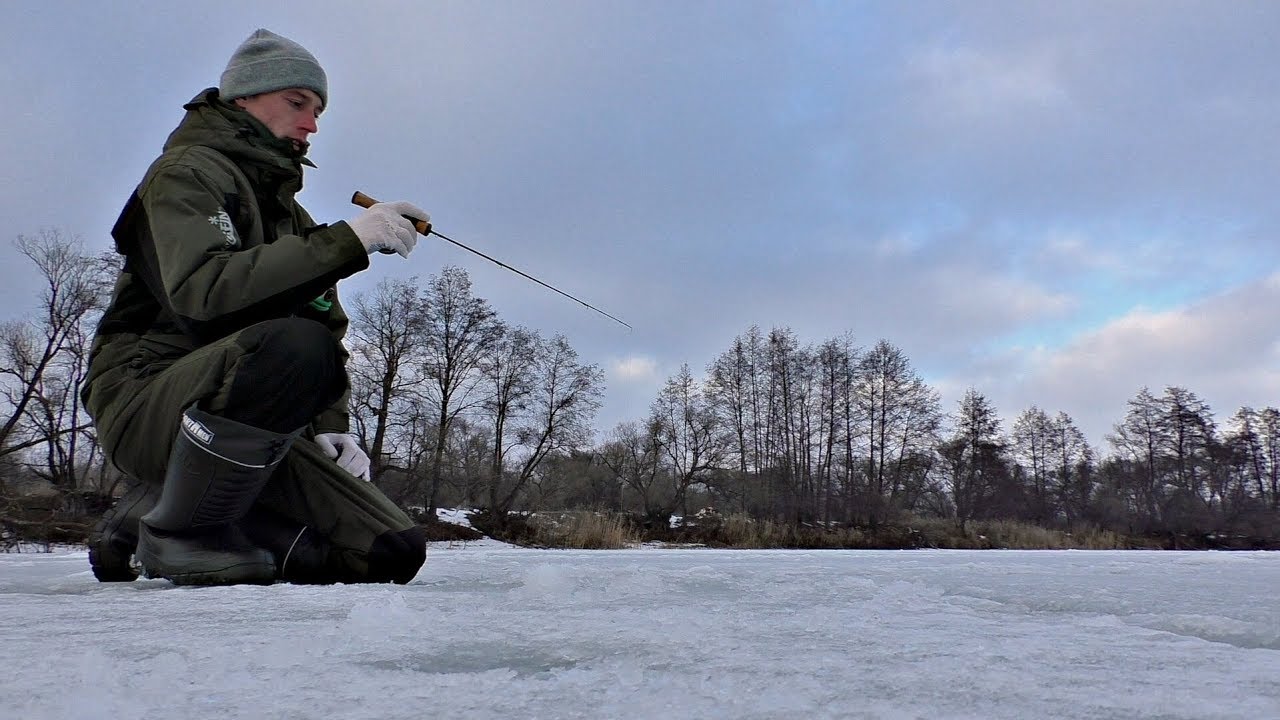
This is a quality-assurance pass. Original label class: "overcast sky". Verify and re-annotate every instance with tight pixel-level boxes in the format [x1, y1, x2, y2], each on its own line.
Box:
[4, 1, 1278, 451]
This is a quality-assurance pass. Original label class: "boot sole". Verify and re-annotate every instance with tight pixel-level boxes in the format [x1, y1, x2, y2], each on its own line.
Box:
[138, 555, 276, 586]
[135, 529, 277, 587]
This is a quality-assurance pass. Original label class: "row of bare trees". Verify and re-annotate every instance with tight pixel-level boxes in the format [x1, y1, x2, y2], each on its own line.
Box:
[589, 327, 1278, 539]
[598, 329, 946, 528]
[3, 230, 1276, 542]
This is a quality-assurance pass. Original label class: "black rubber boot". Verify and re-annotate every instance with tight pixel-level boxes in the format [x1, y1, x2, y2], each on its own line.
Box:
[87, 482, 159, 582]
[135, 406, 299, 586]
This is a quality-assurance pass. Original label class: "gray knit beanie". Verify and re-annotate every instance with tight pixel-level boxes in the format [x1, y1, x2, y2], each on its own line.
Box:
[219, 29, 328, 108]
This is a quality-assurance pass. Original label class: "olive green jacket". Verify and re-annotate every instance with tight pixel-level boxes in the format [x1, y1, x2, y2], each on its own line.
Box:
[83, 88, 369, 435]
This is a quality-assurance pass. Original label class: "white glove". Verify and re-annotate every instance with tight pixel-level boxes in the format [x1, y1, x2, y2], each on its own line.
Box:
[315, 432, 372, 481]
[348, 201, 430, 258]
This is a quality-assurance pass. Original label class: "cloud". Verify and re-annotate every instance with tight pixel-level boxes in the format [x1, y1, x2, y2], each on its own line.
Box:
[1043, 273, 1280, 378]
[611, 355, 659, 383]
[1034, 229, 1113, 275]
[908, 44, 1069, 118]
[940, 272, 1280, 447]
[923, 265, 1076, 329]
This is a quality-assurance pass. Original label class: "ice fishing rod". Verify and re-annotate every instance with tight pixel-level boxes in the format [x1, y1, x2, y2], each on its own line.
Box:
[352, 191, 632, 331]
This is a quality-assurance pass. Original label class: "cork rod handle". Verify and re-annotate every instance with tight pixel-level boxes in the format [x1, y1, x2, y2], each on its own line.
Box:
[350, 191, 432, 236]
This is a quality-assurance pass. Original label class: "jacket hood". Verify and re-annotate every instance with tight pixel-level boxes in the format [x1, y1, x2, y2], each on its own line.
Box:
[163, 88, 316, 178]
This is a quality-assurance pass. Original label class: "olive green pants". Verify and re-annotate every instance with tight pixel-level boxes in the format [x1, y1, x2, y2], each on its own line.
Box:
[86, 319, 425, 583]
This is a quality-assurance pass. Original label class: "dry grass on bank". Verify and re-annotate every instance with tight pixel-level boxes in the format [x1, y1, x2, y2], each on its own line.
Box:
[552, 511, 643, 549]
[472, 510, 642, 549]
[904, 517, 1125, 550]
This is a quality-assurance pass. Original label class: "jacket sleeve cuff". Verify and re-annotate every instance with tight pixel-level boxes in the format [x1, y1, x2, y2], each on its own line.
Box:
[324, 221, 370, 268]
[312, 408, 350, 435]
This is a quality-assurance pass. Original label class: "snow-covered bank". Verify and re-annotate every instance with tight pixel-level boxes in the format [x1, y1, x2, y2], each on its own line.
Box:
[2, 548, 1277, 719]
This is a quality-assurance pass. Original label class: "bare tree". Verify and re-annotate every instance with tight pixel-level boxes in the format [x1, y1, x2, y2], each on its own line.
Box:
[1227, 407, 1267, 503]
[419, 266, 500, 516]
[814, 334, 857, 525]
[763, 327, 810, 522]
[481, 323, 539, 511]
[1107, 386, 1219, 532]
[648, 363, 726, 526]
[1, 232, 113, 485]
[1, 321, 45, 458]
[1051, 411, 1094, 530]
[601, 420, 665, 521]
[346, 278, 429, 479]
[485, 334, 603, 520]
[1158, 386, 1215, 502]
[1107, 387, 1164, 525]
[941, 388, 1008, 529]
[705, 325, 769, 514]
[1011, 406, 1056, 524]
[853, 340, 941, 524]
[1262, 408, 1280, 510]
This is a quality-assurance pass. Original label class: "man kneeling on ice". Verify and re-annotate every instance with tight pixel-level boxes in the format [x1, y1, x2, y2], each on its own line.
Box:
[81, 29, 429, 586]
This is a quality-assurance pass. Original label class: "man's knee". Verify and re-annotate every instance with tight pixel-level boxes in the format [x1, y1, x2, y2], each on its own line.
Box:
[236, 318, 341, 378]
[223, 318, 345, 431]
[366, 526, 427, 584]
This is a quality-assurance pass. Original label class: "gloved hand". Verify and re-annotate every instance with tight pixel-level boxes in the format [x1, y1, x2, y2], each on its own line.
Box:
[348, 201, 430, 258]
[315, 432, 372, 481]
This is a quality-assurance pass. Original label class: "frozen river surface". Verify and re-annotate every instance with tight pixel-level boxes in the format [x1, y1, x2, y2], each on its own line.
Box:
[1, 544, 1277, 719]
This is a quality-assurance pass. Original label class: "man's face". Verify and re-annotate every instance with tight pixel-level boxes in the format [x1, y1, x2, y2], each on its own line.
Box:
[234, 88, 323, 152]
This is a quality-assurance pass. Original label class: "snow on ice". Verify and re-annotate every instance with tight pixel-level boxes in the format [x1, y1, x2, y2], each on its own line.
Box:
[1, 545, 1278, 719]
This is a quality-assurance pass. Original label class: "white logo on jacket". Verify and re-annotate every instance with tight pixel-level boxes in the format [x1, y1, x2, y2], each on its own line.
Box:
[207, 209, 239, 249]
